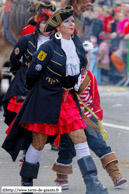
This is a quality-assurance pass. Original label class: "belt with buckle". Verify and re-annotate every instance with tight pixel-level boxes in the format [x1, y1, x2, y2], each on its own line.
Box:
[62, 87, 73, 102]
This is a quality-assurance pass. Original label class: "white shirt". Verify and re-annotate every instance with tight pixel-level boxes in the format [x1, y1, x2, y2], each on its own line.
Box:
[61, 38, 80, 76]
[37, 34, 50, 50]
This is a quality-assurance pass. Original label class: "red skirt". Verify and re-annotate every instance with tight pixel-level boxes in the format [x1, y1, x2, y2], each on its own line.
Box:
[21, 91, 86, 135]
[7, 96, 23, 113]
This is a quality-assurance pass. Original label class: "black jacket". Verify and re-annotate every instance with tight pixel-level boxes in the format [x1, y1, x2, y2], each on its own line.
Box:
[2, 34, 37, 125]
[20, 33, 87, 124]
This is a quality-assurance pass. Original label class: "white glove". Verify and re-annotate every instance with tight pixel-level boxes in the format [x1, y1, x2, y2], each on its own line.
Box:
[83, 40, 94, 52]
[74, 74, 81, 91]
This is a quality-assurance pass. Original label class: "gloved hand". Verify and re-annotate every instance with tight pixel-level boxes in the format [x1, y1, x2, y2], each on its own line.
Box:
[74, 74, 81, 91]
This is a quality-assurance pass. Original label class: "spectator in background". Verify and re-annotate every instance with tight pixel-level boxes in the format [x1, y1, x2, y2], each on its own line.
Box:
[110, 7, 120, 34]
[97, 37, 110, 85]
[97, 0, 109, 6]
[120, 3, 129, 18]
[110, 11, 127, 74]
[81, 4, 103, 43]
[94, 5, 105, 22]
[80, 4, 95, 41]
[89, 36, 101, 84]
[102, 7, 113, 34]
[116, 12, 129, 36]
[110, 7, 121, 53]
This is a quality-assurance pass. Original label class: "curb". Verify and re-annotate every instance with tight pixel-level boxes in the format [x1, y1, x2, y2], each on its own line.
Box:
[98, 86, 129, 93]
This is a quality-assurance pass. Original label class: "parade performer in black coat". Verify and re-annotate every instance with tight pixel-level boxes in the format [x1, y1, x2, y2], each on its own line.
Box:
[2, 6, 108, 194]
[2, 10, 52, 126]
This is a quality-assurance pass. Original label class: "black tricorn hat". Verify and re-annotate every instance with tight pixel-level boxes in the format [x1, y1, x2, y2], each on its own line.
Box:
[28, 10, 52, 26]
[44, 5, 74, 32]
[28, 1, 56, 13]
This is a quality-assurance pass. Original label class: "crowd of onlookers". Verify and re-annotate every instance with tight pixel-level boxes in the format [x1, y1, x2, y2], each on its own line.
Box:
[55, 0, 129, 85]
[78, 2, 129, 85]
[1, 0, 129, 87]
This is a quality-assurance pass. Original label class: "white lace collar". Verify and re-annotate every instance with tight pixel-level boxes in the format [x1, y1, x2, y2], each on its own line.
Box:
[61, 38, 80, 76]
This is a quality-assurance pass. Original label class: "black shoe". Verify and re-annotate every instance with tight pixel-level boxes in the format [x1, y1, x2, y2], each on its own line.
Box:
[22, 177, 33, 186]
[21, 177, 33, 194]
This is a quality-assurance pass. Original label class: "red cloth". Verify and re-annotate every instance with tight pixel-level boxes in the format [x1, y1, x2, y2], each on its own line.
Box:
[21, 91, 86, 135]
[124, 22, 129, 36]
[54, 134, 61, 147]
[21, 25, 35, 36]
[74, 28, 77, 34]
[87, 70, 103, 120]
[102, 16, 113, 34]
[5, 119, 15, 135]
[37, 10, 52, 24]
[55, 71, 103, 146]
[7, 96, 23, 113]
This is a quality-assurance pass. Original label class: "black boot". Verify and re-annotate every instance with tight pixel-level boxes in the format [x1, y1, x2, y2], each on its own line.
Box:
[78, 156, 108, 194]
[20, 160, 40, 194]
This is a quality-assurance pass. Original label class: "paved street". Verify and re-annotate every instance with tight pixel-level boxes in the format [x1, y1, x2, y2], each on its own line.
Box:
[0, 86, 129, 194]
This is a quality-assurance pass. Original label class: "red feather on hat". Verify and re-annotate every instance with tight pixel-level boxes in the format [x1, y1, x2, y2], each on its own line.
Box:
[36, 10, 52, 24]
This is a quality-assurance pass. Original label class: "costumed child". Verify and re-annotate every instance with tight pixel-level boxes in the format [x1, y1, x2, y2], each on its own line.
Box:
[52, 42, 127, 190]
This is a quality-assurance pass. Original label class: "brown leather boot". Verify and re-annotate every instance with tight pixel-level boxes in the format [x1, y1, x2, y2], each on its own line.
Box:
[101, 152, 127, 186]
[52, 163, 73, 190]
